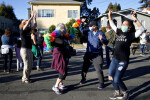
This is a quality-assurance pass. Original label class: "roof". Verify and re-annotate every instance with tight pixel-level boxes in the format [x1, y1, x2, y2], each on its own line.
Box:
[97, 8, 150, 20]
[28, 0, 82, 5]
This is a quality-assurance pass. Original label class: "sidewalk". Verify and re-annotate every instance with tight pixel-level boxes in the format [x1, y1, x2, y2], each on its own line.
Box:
[0, 51, 150, 100]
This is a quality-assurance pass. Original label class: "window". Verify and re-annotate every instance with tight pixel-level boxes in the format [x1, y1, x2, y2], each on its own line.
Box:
[38, 9, 55, 18]
[68, 10, 78, 18]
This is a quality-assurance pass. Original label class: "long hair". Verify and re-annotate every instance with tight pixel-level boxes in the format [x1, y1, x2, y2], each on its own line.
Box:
[19, 20, 28, 30]
[124, 20, 136, 33]
[4, 28, 12, 36]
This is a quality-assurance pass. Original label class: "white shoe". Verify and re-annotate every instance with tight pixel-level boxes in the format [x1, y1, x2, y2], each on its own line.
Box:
[52, 86, 62, 95]
[59, 83, 67, 90]
[140, 54, 145, 56]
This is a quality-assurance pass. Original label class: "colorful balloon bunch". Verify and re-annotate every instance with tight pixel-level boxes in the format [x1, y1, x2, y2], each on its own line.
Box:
[43, 19, 81, 51]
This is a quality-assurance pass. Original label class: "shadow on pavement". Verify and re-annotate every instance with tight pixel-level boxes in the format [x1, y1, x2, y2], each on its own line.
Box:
[129, 80, 150, 100]
[123, 65, 150, 81]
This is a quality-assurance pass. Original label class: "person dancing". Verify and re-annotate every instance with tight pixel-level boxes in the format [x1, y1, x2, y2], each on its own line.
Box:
[108, 9, 145, 100]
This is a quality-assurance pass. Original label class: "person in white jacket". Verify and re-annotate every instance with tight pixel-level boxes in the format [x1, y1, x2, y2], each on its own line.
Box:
[140, 30, 147, 55]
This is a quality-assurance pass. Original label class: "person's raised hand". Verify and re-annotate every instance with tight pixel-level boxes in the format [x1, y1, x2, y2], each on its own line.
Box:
[108, 9, 113, 16]
[131, 10, 137, 21]
[33, 11, 37, 19]
[31, 11, 34, 18]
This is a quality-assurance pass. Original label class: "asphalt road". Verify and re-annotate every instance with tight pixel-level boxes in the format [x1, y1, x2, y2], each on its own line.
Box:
[0, 50, 150, 100]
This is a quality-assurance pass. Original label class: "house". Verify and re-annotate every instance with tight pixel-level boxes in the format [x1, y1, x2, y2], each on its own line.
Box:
[0, 16, 18, 34]
[142, 8, 150, 14]
[96, 8, 150, 32]
[28, 0, 82, 33]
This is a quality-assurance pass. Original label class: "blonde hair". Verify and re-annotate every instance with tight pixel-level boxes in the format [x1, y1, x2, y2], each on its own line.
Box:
[19, 20, 27, 30]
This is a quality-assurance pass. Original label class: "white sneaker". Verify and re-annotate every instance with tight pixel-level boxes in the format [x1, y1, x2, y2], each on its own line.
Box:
[59, 83, 67, 90]
[52, 86, 62, 95]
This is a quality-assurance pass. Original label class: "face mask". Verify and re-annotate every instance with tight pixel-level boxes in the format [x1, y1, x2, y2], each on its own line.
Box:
[89, 27, 94, 31]
[121, 26, 128, 32]
[93, 32, 97, 35]
[61, 29, 67, 34]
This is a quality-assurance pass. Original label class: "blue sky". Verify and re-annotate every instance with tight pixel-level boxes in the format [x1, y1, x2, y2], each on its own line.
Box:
[0, 0, 142, 20]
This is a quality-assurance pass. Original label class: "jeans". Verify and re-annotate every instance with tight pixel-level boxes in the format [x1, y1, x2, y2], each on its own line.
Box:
[17, 59, 23, 71]
[81, 52, 104, 84]
[36, 46, 43, 68]
[36, 55, 42, 68]
[38, 45, 43, 56]
[105, 46, 113, 66]
[141, 44, 145, 54]
[3, 49, 13, 71]
[109, 58, 128, 92]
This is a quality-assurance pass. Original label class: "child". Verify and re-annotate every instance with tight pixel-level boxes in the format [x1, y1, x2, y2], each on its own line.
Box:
[15, 37, 23, 71]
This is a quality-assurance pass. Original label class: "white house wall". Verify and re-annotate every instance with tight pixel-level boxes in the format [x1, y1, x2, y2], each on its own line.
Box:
[120, 12, 150, 32]
[137, 14, 150, 32]
[98, 12, 150, 32]
[98, 14, 122, 28]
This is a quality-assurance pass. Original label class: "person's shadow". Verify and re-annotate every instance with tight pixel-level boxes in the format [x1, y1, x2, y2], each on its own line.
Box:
[62, 76, 111, 94]
[129, 80, 150, 100]
[123, 65, 150, 81]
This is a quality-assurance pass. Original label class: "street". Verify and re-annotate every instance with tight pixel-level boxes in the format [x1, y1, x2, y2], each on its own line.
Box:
[0, 50, 150, 100]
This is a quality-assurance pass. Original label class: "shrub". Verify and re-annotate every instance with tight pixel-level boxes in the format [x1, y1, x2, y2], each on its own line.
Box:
[65, 19, 76, 33]
[48, 25, 56, 33]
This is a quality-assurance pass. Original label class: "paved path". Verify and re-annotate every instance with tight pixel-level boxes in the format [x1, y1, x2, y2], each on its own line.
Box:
[0, 50, 150, 100]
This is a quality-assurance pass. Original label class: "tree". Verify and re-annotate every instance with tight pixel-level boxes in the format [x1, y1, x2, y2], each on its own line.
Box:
[75, 0, 100, 21]
[75, 0, 93, 5]
[6, 5, 17, 20]
[90, 7, 100, 20]
[139, 0, 150, 9]
[65, 19, 76, 33]
[0, 3, 16, 20]
[105, 2, 121, 13]
[117, 4, 121, 11]
[113, 3, 118, 12]
[0, 3, 7, 17]
[105, 2, 113, 13]
[0, 2, 20, 33]
[48, 25, 56, 33]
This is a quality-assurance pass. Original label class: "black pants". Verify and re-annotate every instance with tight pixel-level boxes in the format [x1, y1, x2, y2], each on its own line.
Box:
[81, 52, 104, 84]
[3, 49, 13, 71]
